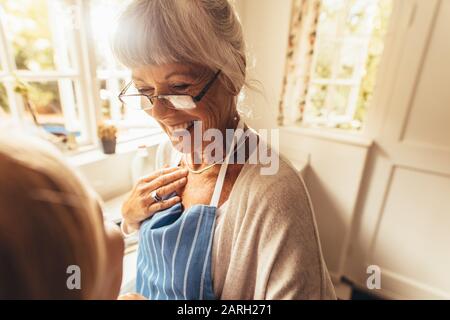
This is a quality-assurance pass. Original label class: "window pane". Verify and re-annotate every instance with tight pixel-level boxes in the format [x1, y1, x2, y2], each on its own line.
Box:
[0, 0, 74, 71]
[318, 0, 346, 37]
[304, 0, 392, 131]
[336, 40, 365, 79]
[89, 0, 159, 141]
[313, 41, 334, 79]
[306, 84, 328, 118]
[99, 79, 112, 120]
[330, 85, 351, 116]
[99, 77, 159, 141]
[98, 78, 125, 121]
[21, 81, 81, 137]
[344, 0, 379, 37]
[314, 40, 367, 80]
[305, 84, 356, 128]
[354, 0, 392, 128]
[306, 85, 351, 116]
[0, 82, 10, 118]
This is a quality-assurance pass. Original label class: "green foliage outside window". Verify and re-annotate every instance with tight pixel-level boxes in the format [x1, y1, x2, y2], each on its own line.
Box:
[0, 0, 60, 116]
[308, 0, 392, 130]
[351, 0, 392, 129]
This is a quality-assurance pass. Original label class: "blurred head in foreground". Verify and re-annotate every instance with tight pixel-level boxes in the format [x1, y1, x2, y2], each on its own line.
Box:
[0, 131, 124, 299]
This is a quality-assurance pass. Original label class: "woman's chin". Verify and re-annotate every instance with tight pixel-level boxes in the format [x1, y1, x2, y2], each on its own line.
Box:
[168, 134, 192, 154]
[166, 127, 197, 154]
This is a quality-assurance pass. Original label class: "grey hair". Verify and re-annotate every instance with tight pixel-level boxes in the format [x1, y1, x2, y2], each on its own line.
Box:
[112, 0, 247, 95]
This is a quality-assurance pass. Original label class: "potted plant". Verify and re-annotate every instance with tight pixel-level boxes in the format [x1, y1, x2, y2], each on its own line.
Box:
[97, 123, 117, 154]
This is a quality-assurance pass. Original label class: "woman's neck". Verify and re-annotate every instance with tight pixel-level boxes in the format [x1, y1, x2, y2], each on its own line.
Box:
[184, 114, 241, 170]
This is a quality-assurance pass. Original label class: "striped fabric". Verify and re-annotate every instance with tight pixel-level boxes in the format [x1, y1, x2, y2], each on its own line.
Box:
[136, 201, 217, 300]
[136, 119, 244, 300]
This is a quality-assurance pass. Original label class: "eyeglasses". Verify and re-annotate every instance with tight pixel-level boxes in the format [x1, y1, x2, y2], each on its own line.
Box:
[118, 70, 221, 111]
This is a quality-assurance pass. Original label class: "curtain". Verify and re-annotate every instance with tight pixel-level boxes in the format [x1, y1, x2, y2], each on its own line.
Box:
[278, 0, 321, 126]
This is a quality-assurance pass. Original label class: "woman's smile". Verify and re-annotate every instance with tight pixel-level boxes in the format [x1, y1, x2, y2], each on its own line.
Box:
[165, 120, 195, 134]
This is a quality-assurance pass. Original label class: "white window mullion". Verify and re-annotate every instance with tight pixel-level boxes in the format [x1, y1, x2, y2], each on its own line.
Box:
[325, 2, 350, 117]
[48, 0, 80, 133]
[14, 71, 78, 81]
[312, 78, 359, 86]
[346, 3, 378, 121]
[3, 82, 25, 124]
[97, 69, 130, 79]
[69, 0, 102, 145]
[0, 5, 25, 122]
[107, 77, 121, 121]
[58, 78, 80, 132]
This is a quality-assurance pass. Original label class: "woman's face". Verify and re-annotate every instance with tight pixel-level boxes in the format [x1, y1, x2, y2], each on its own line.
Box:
[132, 63, 236, 152]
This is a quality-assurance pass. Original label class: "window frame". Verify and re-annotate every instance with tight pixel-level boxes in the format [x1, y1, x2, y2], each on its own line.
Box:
[303, 0, 383, 130]
[0, 0, 156, 148]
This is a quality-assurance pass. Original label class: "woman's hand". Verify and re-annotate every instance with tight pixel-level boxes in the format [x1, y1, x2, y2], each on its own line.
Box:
[121, 166, 188, 233]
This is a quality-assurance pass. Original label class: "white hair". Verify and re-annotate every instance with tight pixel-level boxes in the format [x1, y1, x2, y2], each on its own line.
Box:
[112, 0, 247, 95]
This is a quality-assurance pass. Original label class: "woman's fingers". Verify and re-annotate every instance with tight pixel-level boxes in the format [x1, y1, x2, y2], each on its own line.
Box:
[141, 167, 188, 193]
[122, 166, 187, 225]
[135, 196, 182, 222]
[140, 166, 179, 183]
[147, 196, 181, 214]
[158, 176, 187, 197]
[143, 177, 187, 206]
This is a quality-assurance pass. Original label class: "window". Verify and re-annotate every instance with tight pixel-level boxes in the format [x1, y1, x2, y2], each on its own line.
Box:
[89, 0, 159, 142]
[0, 0, 88, 140]
[303, 0, 392, 130]
[0, 0, 158, 148]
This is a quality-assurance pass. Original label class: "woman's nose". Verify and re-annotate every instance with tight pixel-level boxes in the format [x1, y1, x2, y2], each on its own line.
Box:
[150, 97, 173, 119]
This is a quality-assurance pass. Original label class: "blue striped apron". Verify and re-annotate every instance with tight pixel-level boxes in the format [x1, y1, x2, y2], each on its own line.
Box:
[136, 121, 244, 300]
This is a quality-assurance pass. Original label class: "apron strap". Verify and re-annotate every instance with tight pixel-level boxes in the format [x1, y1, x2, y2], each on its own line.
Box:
[209, 119, 245, 207]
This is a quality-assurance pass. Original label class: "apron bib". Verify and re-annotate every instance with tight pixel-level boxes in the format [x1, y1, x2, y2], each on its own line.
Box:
[136, 120, 245, 300]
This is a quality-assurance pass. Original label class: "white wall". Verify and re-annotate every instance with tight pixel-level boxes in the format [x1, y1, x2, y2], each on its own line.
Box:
[346, 0, 450, 299]
[238, 0, 450, 299]
[235, 0, 292, 130]
[236, 0, 372, 282]
[280, 128, 371, 280]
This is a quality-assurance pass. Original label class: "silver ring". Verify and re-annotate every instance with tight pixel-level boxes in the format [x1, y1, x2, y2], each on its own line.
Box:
[150, 190, 162, 203]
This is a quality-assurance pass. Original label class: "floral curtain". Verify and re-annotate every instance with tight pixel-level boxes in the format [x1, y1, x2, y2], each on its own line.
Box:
[278, 0, 321, 126]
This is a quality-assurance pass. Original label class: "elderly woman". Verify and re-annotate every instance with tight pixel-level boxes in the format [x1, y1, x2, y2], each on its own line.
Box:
[115, 0, 335, 300]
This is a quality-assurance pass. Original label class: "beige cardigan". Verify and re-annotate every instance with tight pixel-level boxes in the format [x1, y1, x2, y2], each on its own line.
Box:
[155, 137, 336, 300]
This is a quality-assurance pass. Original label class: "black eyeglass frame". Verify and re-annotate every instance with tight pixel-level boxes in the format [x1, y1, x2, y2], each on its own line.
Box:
[118, 70, 222, 110]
